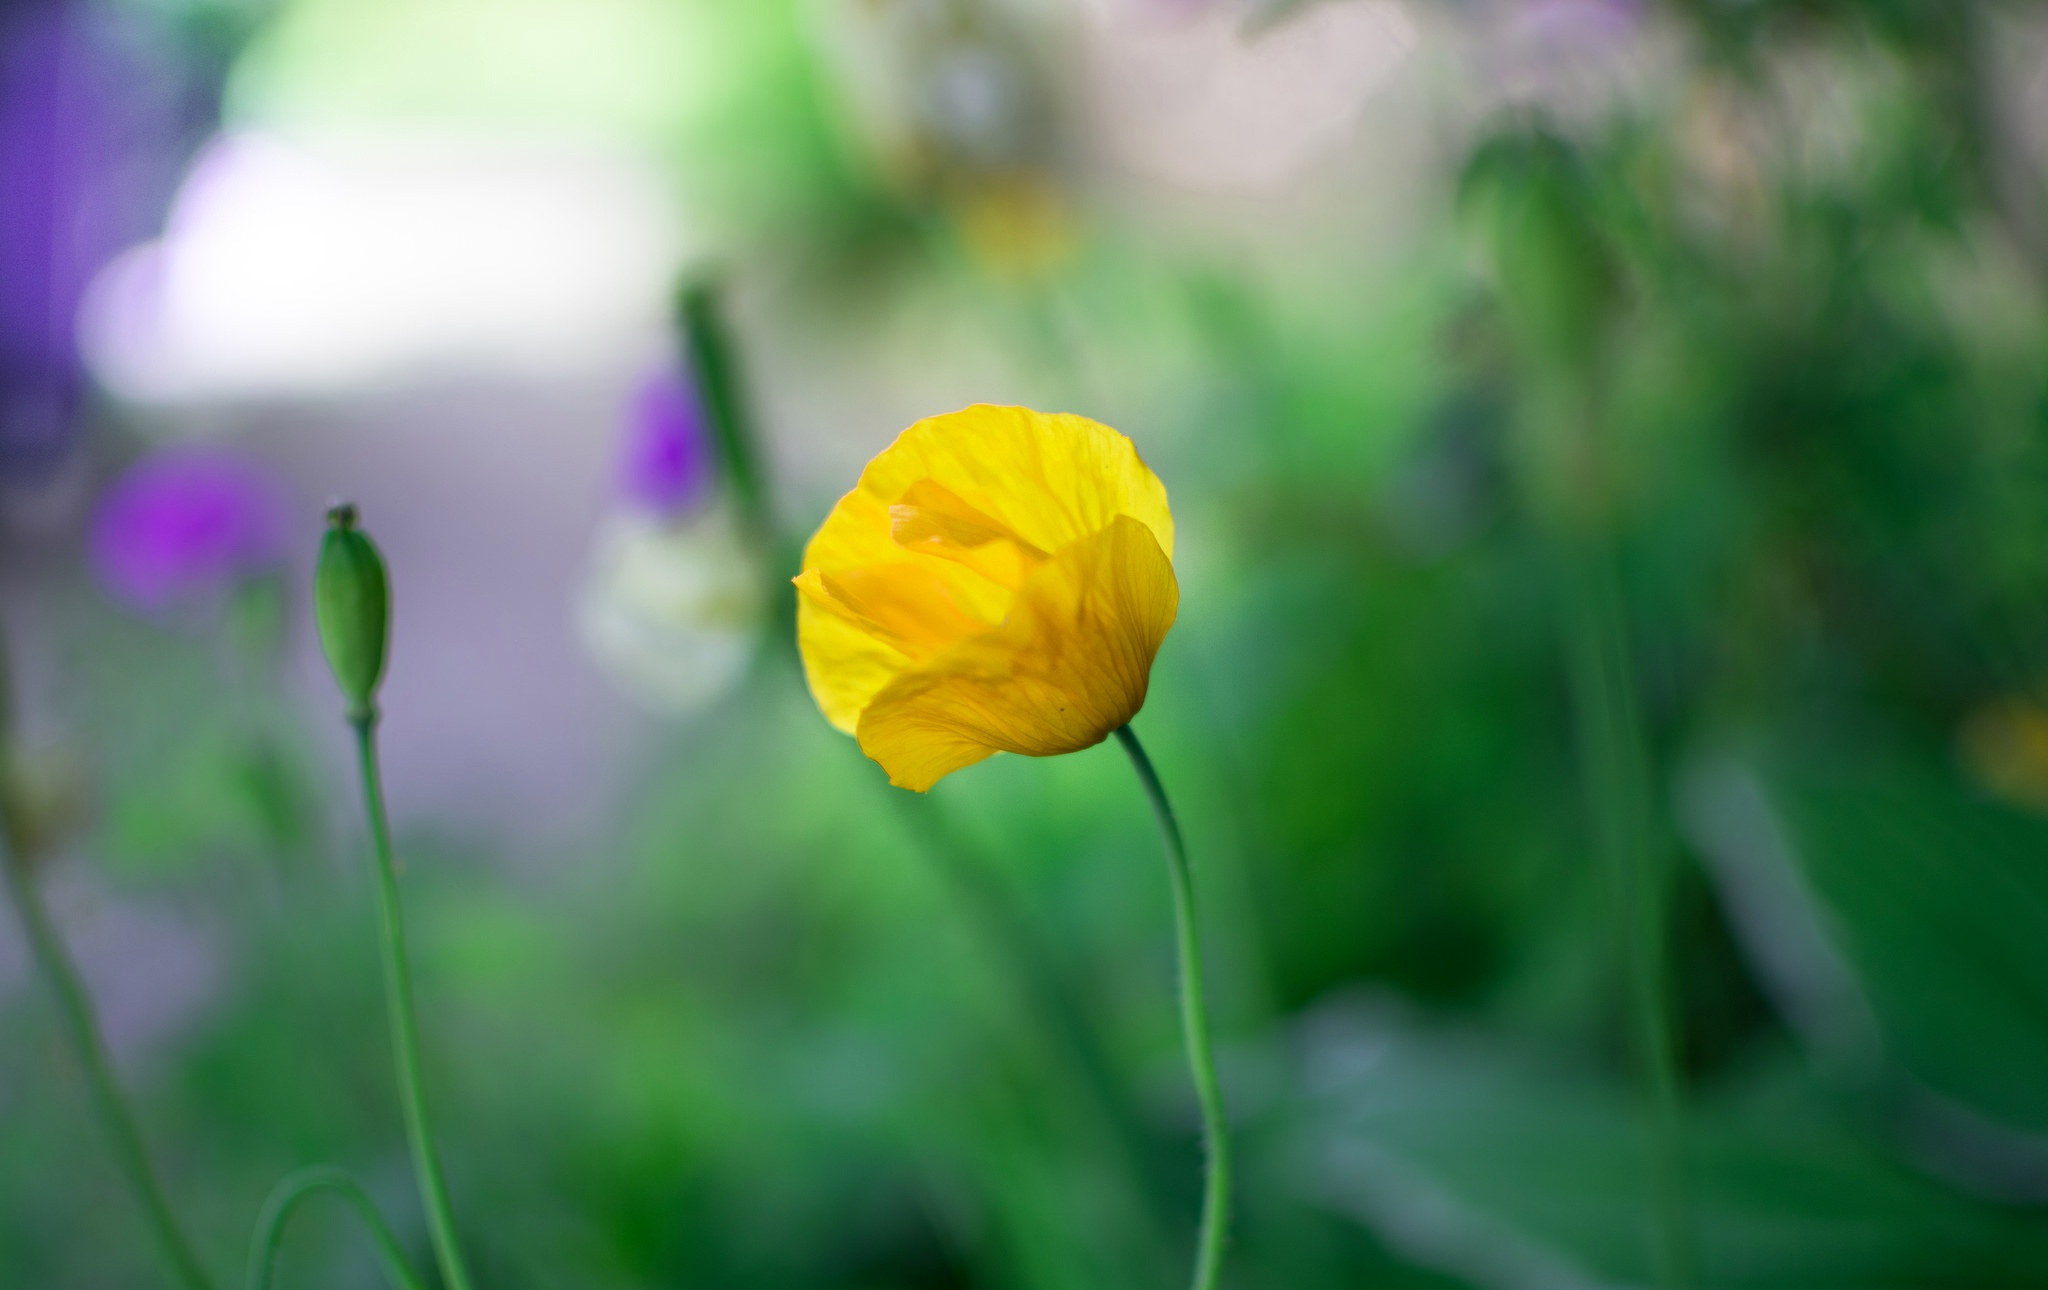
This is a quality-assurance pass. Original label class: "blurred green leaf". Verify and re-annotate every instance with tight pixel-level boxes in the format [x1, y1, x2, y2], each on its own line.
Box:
[1761, 755, 2048, 1136]
[98, 716, 316, 882]
[1304, 1016, 2048, 1289]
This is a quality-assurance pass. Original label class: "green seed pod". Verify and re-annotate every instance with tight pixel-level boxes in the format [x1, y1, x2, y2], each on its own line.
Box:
[316, 504, 390, 722]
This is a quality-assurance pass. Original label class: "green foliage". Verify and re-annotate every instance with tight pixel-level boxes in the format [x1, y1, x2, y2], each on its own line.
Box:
[1307, 1019, 2048, 1288]
[1764, 752, 2048, 1135]
[12, 0, 2048, 1286]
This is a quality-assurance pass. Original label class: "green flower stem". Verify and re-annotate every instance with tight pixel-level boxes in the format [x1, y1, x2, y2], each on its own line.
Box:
[247, 1166, 429, 1290]
[1562, 546, 1691, 1290]
[1114, 725, 1231, 1290]
[676, 278, 802, 659]
[349, 716, 477, 1290]
[0, 848, 218, 1290]
[677, 280, 770, 541]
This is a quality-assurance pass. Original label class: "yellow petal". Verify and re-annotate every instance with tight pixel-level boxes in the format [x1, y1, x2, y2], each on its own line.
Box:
[794, 405, 1177, 762]
[796, 484, 1018, 731]
[855, 515, 1179, 791]
[857, 405, 1174, 562]
[793, 580, 908, 735]
[794, 557, 1010, 732]
[802, 487, 911, 582]
[890, 479, 1050, 591]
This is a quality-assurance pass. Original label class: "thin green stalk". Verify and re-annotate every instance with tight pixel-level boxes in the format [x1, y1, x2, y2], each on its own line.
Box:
[1563, 546, 1691, 1290]
[1, 849, 218, 1290]
[677, 280, 772, 543]
[1114, 725, 1230, 1290]
[350, 716, 477, 1290]
[247, 1166, 429, 1290]
[676, 278, 800, 653]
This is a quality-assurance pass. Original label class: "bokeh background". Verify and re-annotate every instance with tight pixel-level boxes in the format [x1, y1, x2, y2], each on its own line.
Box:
[7, 0, 2048, 1286]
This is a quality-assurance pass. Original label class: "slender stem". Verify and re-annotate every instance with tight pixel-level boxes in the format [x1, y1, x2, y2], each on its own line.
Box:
[1114, 725, 1230, 1290]
[1562, 546, 1691, 1290]
[677, 280, 770, 541]
[1, 850, 218, 1290]
[676, 278, 800, 655]
[247, 1166, 429, 1290]
[350, 716, 477, 1290]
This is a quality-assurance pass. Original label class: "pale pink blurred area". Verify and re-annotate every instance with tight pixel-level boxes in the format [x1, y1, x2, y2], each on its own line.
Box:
[268, 378, 654, 855]
[1079, 0, 1421, 194]
[0, 871, 219, 1063]
[65, 126, 692, 852]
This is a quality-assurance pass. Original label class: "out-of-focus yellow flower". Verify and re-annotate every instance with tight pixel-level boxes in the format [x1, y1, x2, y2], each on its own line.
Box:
[1961, 698, 2048, 813]
[950, 171, 1078, 281]
[795, 405, 1177, 791]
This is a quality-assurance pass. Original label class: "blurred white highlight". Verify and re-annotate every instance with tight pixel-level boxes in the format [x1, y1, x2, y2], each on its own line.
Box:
[80, 132, 682, 403]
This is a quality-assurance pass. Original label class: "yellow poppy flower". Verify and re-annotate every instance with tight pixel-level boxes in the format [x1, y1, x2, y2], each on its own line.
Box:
[794, 404, 1178, 790]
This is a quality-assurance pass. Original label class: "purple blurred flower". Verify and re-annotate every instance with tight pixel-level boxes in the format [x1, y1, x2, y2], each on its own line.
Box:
[619, 367, 713, 515]
[0, 3, 102, 474]
[89, 449, 291, 612]
[0, 1, 231, 480]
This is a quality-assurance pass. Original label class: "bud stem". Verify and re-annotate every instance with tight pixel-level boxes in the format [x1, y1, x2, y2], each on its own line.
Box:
[349, 715, 477, 1290]
[1114, 725, 1231, 1290]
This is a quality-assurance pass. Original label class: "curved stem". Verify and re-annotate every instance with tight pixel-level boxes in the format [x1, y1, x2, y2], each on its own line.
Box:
[1114, 725, 1231, 1290]
[1, 850, 218, 1290]
[247, 1166, 429, 1290]
[350, 716, 477, 1290]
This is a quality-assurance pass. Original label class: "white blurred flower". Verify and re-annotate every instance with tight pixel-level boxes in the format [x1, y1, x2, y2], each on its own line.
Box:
[575, 505, 765, 716]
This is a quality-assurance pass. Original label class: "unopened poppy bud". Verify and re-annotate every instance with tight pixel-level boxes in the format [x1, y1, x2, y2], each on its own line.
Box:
[316, 503, 390, 722]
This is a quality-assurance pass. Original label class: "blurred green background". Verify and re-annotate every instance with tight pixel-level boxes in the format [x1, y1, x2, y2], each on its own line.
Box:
[7, 0, 2048, 1286]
